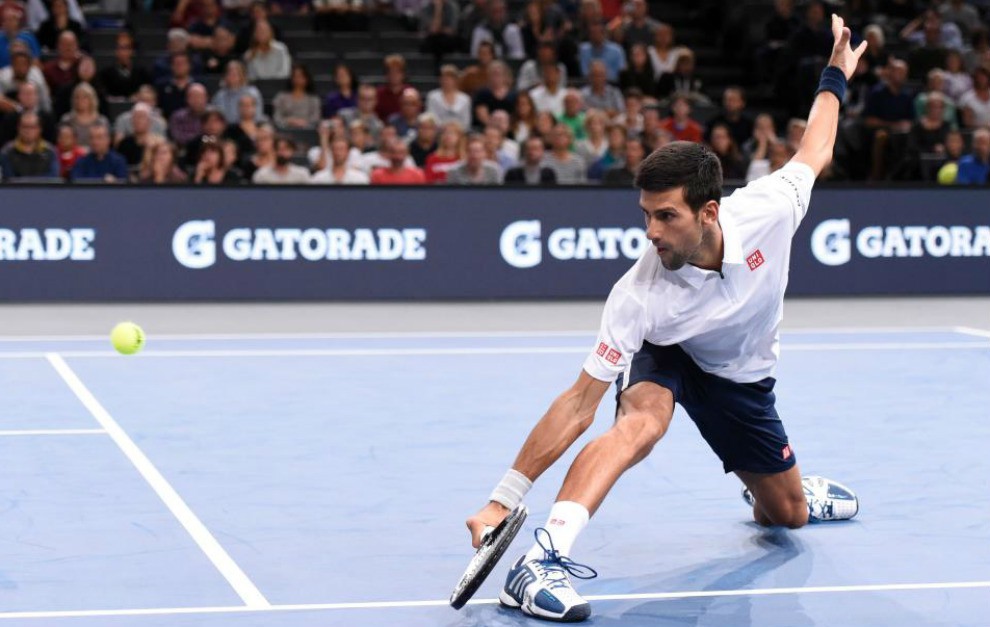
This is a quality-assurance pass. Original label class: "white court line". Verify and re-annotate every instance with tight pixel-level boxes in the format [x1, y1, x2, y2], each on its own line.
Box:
[44, 353, 270, 609]
[0, 326, 974, 342]
[0, 580, 986, 620]
[954, 326, 990, 339]
[0, 341, 986, 360]
[0, 428, 105, 436]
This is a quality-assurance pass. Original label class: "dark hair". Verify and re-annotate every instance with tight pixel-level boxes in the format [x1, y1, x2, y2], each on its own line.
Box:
[333, 63, 357, 91]
[634, 141, 722, 211]
[287, 62, 314, 93]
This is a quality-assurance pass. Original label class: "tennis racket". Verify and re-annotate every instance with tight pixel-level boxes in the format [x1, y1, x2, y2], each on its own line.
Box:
[449, 504, 528, 609]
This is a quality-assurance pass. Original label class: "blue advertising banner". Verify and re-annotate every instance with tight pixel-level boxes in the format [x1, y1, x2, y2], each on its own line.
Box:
[0, 186, 987, 301]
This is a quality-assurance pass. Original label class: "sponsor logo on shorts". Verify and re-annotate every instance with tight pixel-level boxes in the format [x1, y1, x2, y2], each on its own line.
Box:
[782, 444, 793, 460]
[596, 342, 608, 357]
[605, 348, 621, 365]
[747, 249, 765, 270]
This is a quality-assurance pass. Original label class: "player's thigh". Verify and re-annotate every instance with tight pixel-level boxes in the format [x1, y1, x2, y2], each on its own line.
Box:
[615, 380, 675, 445]
[736, 465, 806, 518]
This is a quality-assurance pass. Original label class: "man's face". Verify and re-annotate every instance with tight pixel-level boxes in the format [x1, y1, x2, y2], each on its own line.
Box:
[632, 0, 647, 19]
[401, 94, 421, 119]
[17, 115, 40, 144]
[417, 120, 437, 144]
[2, 8, 19, 35]
[640, 187, 714, 271]
[18, 83, 37, 109]
[358, 88, 376, 113]
[331, 139, 349, 165]
[214, 27, 234, 54]
[723, 89, 743, 114]
[276, 140, 294, 162]
[11, 53, 29, 78]
[551, 125, 570, 150]
[204, 114, 225, 136]
[58, 33, 78, 59]
[589, 64, 606, 87]
[238, 95, 256, 120]
[173, 55, 191, 79]
[90, 126, 110, 155]
[589, 21, 604, 44]
[466, 140, 485, 167]
[133, 109, 151, 134]
[389, 140, 408, 167]
[115, 36, 135, 64]
[625, 140, 645, 169]
[888, 61, 908, 87]
[672, 98, 690, 118]
[524, 138, 544, 164]
[188, 86, 208, 112]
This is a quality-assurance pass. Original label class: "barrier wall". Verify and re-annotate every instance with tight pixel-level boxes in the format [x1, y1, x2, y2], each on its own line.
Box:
[0, 186, 987, 301]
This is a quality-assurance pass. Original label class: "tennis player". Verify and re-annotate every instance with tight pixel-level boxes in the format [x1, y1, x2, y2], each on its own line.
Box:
[466, 14, 866, 623]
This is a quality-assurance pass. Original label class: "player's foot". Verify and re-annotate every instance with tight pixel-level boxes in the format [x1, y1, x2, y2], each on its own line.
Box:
[803, 475, 859, 521]
[499, 528, 597, 622]
[741, 476, 859, 521]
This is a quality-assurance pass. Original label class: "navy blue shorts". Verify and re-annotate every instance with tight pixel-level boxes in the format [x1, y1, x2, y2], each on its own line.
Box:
[615, 342, 796, 475]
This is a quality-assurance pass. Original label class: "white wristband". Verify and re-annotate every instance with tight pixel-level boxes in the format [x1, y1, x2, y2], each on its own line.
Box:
[489, 468, 533, 510]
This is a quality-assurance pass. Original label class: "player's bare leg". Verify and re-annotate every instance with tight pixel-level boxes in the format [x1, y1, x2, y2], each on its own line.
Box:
[736, 466, 808, 528]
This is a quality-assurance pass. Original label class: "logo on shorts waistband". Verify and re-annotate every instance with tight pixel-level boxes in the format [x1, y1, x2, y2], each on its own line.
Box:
[747, 249, 765, 271]
[782, 444, 793, 460]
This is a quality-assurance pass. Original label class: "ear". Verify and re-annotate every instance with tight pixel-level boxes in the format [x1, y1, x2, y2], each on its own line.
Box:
[700, 200, 720, 225]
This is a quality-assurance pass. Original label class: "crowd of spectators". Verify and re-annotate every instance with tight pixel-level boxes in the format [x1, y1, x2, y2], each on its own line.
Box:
[2, 0, 990, 185]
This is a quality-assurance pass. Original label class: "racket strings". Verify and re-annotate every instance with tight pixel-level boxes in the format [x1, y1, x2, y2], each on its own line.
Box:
[533, 528, 599, 582]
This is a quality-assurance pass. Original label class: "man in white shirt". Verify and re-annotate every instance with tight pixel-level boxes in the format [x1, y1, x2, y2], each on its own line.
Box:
[466, 15, 866, 623]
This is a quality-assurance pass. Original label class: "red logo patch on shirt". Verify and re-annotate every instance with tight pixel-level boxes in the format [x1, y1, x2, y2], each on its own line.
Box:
[747, 249, 765, 271]
[605, 348, 621, 364]
[782, 444, 793, 460]
[596, 342, 608, 357]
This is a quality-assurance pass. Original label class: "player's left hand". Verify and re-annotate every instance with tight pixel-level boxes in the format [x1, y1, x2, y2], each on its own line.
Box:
[828, 14, 868, 81]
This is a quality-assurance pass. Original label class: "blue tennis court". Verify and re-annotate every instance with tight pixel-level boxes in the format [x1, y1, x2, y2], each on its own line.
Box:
[0, 328, 987, 626]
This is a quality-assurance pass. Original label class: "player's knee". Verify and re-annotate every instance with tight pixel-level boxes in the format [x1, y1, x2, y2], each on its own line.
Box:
[763, 497, 809, 529]
[615, 412, 668, 463]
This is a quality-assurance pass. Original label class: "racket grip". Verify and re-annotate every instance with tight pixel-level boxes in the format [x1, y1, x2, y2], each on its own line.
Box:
[480, 525, 495, 542]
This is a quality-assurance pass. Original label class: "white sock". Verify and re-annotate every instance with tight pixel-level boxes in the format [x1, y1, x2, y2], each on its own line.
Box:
[525, 501, 590, 560]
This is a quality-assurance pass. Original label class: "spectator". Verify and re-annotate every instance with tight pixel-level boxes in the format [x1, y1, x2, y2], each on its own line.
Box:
[510, 90, 537, 142]
[609, 0, 660, 50]
[741, 112, 779, 159]
[865, 58, 914, 132]
[53, 55, 106, 121]
[184, 107, 228, 167]
[471, 0, 524, 60]
[168, 82, 209, 145]
[310, 135, 369, 184]
[505, 134, 555, 184]
[0, 84, 55, 147]
[530, 62, 566, 117]
[224, 93, 268, 157]
[900, 8, 962, 52]
[212, 60, 263, 123]
[241, 122, 275, 179]
[619, 43, 655, 95]
[559, 89, 586, 140]
[60, 83, 108, 148]
[0, 48, 52, 113]
[755, 0, 799, 82]
[245, 20, 291, 80]
[942, 50, 972, 102]
[964, 28, 989, 74]
[409, 112, 438, 166]
[942, 128, 965, 164]
[193, 139, 241, 184]
[340, 84, 384, 143]
[960, 67, 990, 128]
[487, 109, 517, 158]
[647, 22, 681, 80]
[42, 31, 81, 96]
[273, 63, 320, 130]
[907, 10, 948, 81]
[745, 138, 793, 182]
[614, 88, 643, 134]
[376, 54, 411, 122]
[156, 53, 196, 118]
[582, 60, 624, 118]
[705, 86, 753, 148]
[588, 122, 626, 180]
[427, 64, 471, 131]
[202, 24, 238, 73]
[172, 0, 211, 28]
[787, 0, 831, 63]
[459, 40, 495, 96]
[575, 108, 607, 165]
[369, 136, 426, 184]
[472, 60, 516, 127]
[543, 122, 586, 183]
[659, 94, 702, 143]
[235, 1, 282, 54]
[418, 0, 460, 62]
[655, 49, 705, 104]
[955, 126, 990, 184]
[355, 124, 405, 172]
[519, 1, 550, 59]
[447, 134, 500, 184]
[118, 102, 164, 166]
[153, 29, 196, 84]
[221, 137, 245, 181]
[70, 122, 128, 182]
[388, 87, 423, 140]
[0, 4, 40, 68]
[640, 102, 663, 150]
[322, 63, 357, 119]
[939, 0, 980, 39]
[138, 139, 188, 183]
[114, 85, 168, 142]
[784, 117, 805, 154]
[482, 123, 515, 173]
[187, 0, 229, 49]
[252, 135, 308, 183]
[55, 123, 85, 178]
[579, 19, 626, 81]
[35, 0, 84, 52]
[424, 120, 464, 182]
[602, 136, 644, 185]
[307, 117, 357, 172]
[0, 111, 58, 179]
[518, 41, 568, 92]
[708, 123, 747, 180]
[98, 32, 152, 99]
[913, 69, 957, 125]
[911, 92, 954, 155]
[862, 24, 889, 73]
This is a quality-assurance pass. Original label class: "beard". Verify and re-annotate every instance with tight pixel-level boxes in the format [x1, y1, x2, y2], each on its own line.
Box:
[657, 216, 708, 271]
[275, 155, 289, 166]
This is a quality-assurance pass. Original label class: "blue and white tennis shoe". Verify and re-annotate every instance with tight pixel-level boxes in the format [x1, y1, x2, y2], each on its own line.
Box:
[741, 475, 859, 521]
[499, 529, 598, 622]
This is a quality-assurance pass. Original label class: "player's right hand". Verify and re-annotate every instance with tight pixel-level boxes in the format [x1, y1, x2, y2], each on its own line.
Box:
[466, 501, 510, 549]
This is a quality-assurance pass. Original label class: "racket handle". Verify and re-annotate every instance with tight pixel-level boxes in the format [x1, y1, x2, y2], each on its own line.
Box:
[480, 525, 495, 542]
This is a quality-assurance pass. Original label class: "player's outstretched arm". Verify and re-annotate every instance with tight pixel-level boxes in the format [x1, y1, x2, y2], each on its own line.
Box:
[792, 14, 868, 177]
[466, 371, 609, 547]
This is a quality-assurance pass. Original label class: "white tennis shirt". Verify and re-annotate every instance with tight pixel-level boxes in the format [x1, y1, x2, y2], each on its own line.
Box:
[583, 161, 816, 384]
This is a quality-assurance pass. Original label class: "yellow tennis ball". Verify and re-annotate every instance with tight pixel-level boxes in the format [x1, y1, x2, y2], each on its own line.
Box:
[937, 161, 958, 185]
[110, 322, 145, 355]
